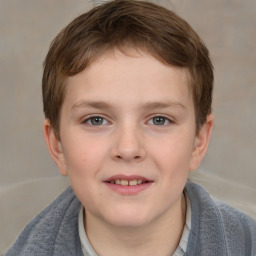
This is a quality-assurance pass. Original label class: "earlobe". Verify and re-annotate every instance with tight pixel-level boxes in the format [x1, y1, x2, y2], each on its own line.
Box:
[43, 119, 68, 176]
[189, 114, 214, 171]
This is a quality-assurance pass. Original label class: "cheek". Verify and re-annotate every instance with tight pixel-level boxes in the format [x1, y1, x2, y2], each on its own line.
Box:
[61, 138, 106, 208]
[149, 133, 194, 174]
[62, 136, 107, 177]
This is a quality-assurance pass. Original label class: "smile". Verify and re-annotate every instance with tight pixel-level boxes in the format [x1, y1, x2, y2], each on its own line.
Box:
[104, 175, 153, 195]
[108, 179, 146, 186]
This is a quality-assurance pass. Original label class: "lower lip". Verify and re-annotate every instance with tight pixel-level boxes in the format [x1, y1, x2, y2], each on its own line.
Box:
[104, 182, 153, 195]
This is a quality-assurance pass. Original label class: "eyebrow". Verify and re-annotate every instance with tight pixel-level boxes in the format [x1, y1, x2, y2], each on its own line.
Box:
[71, 100, 112, 111]
[71, 100, 186, 112]
[140, 101, 186, 111]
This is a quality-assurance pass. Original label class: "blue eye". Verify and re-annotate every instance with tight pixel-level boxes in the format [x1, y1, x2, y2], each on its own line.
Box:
[85, 116, 107, 125]
[149, 116, 171, 125]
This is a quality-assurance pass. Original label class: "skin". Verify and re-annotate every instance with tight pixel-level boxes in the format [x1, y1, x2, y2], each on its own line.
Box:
[44, 49, 213, 256]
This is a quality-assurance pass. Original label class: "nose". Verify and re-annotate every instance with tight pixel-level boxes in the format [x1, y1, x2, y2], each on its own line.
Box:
[111, 124, 146, 162]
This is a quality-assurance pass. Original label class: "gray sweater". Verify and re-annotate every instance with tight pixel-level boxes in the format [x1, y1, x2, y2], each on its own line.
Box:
[4, 182, 256, 256]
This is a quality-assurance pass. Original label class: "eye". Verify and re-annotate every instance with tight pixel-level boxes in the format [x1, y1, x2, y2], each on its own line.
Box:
[84, 116, 108, 126]
[148, 116, 171, 126]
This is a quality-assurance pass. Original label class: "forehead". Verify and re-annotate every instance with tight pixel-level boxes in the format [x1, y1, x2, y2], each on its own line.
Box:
[63, 49, 193, 111]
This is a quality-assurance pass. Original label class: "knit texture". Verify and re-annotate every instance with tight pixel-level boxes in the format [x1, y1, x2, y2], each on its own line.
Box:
[4, 182, 256, 256]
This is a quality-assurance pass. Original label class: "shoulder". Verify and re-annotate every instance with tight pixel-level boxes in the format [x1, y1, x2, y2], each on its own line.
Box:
[185, 182, 256, 256]
[215, 199, 256, 253]
[4, 187, 83, 256]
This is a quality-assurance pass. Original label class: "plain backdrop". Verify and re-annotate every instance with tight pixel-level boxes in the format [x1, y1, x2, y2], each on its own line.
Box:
[0, 0, 256, 254]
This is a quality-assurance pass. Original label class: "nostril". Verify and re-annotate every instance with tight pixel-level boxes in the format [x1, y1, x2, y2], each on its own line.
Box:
[111, 141, 146, 161]
[115, 154, 141, 160]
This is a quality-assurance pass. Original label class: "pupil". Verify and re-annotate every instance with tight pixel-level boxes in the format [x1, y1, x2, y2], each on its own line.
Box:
[92, 117, 103, 125]
[153, 117, 165, 125]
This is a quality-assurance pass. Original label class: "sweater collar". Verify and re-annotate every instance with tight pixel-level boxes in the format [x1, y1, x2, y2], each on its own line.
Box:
[184, 182, 227, 256]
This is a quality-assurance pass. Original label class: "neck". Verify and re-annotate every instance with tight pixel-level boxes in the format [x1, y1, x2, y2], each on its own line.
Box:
[84, 194, 186, 256]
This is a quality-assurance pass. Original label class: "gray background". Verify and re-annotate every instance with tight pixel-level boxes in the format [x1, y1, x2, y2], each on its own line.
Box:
[1, 0, 255, 253]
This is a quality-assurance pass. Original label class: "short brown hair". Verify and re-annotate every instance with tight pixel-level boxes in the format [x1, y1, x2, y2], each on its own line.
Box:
[42, 0, 213, 138]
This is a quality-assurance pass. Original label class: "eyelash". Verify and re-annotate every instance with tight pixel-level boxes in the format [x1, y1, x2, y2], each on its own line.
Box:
[82, 116, 109, 126]
[147, 116, 172, 126]
[82, 115, 173, 126]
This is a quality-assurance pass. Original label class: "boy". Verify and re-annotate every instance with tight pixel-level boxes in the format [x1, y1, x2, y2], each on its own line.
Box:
[5, 0, 256, 255]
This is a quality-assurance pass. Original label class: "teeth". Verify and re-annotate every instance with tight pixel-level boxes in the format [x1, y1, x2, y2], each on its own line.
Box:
[129, 180, 137, 186]
[110, 179, 145, 185]
[120, 180, 129, 185]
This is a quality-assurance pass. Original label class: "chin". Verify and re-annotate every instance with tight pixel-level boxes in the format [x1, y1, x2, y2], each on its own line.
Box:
[103, 207, 153, 228]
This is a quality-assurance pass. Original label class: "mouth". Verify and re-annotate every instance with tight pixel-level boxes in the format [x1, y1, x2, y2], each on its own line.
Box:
[104, 175, 153, 195]
[106, 179, 148, 186]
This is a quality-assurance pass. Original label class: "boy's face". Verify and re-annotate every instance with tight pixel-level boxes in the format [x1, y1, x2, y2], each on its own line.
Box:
[44, 49, 212, 228]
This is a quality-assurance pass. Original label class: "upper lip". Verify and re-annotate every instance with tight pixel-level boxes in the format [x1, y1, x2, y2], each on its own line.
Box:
[104, 175, 152, 182]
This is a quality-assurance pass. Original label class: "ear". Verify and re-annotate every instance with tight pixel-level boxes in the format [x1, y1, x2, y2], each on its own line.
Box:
[43, 119, 68, 176]
[189, 114, 213, 171]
